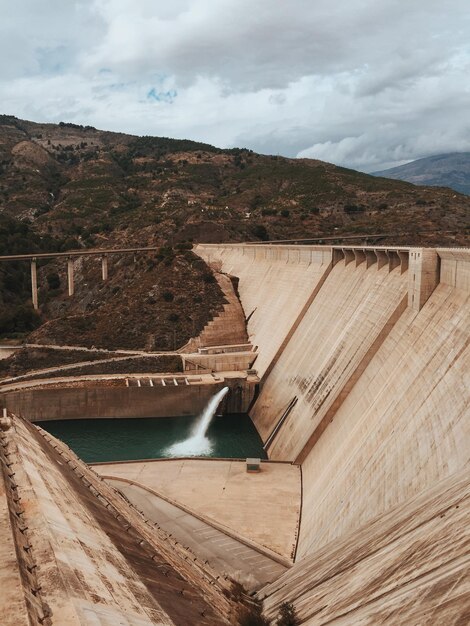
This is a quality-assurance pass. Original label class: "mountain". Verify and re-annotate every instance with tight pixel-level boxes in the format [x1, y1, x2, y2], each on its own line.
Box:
[0, 115, 469, 354]
[1, 115, 469, 248]
[373, 153, 470, 196]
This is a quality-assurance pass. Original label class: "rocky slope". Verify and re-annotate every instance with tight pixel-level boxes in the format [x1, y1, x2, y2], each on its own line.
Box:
[27, 247, 225, 351]
[0, 115, 469, 357]
[1, 115, 469, 248]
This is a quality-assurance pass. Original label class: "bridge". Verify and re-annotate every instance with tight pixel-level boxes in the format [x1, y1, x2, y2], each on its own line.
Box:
[0, 246, 160, 309]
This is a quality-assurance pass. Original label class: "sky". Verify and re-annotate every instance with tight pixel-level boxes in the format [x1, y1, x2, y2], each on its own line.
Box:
[1, 0, 470, 172]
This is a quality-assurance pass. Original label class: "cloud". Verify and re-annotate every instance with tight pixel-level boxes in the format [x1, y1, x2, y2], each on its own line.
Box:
[1, 0, 469, 170]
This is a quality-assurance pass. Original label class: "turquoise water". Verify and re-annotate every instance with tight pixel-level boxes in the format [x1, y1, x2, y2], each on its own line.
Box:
[39, 413, 267, 463]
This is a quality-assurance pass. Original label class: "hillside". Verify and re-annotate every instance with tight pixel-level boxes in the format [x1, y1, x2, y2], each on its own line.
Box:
[1, 115, 469, 248]
[373, 152, 470, 196]
[0, 213, 73, 335]
[0, 114, 469, 357]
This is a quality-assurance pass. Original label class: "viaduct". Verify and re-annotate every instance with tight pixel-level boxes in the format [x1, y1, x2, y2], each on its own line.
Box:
[0, 246, 163, 309]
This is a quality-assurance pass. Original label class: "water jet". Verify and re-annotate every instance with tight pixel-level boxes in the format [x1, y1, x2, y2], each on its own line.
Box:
[166, 386, 230, 457]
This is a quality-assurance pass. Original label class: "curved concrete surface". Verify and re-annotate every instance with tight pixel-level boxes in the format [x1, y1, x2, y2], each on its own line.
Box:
[107, 477, 287, 592]
[252, 259, 408, 459]
[298, 282, 470, 556]
[260, 468, 470, 625]
[1, 416, 235, 626]
[200, 243, 470, 623]
[94, 459, 301, 560]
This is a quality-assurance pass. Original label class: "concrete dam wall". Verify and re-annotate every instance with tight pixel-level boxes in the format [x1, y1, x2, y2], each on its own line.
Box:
[2, 242, 468, 625]
[297, 277, 469, 556]
[201, 244, 332, 378]
[251, 259, 409, 461]
[196, 243, 469, 566]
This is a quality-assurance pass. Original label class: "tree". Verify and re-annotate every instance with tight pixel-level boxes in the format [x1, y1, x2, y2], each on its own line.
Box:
[252, 224, 269, 241]
[47, 271, 61, 290]
[276, 602, 299, 626]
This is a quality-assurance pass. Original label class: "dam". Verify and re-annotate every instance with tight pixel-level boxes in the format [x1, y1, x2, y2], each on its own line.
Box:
[0, 243, 468, 625]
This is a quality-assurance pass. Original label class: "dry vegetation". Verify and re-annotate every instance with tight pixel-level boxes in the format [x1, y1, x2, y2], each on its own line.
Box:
[0, 114, 469, 369]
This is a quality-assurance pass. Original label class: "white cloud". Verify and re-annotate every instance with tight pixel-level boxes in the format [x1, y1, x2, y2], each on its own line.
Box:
[1, 0, 469, 170]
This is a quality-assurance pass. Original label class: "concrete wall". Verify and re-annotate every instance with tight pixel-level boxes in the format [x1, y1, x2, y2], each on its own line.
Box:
[201, 244, 469, 570]
[259, 468, 470, 624]
[0, 347, 20, 360]
[182, 273, 248, 351]
[438, 247, 470, 290]
[297, 280, 469, 556]
[183, 351, 255, 373]
[408, 247, 440, 311]
[195, 244, 332, 378]
[3, 377, 256, 420]
[252, 259, 408, 461]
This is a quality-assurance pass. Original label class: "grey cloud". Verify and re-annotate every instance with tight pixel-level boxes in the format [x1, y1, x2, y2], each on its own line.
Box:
[0, 1, 104, 76]
[0, 1, 469, 171]
[85, 0, 469, 90]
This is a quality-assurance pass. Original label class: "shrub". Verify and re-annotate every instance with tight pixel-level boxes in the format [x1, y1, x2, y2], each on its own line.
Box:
[280, 209, 290, 218]
[162, 290, 174, 302]
[202, 272, 216, 284]
[261, 208, 277, 216]
[344, 203, 364, 214]
[276, 602, 299, 625]
[0, 304, 40, 335]
[252, 224, 269, 241]
[157, 245, 174, 266]
[175, 241, 192, 250]
[250, 194, 264, 209]
[238, 604, 270, 626]
[47, 271, 61, 290]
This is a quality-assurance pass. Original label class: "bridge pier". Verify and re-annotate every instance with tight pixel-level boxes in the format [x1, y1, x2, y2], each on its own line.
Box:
[101, 255, 108, 281]
[67, 258, 75, 296]
[31, 259, 38, 310]
[0, 246, 162, 306]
